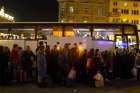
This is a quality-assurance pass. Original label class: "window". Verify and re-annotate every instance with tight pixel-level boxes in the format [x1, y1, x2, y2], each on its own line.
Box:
[116, 18, 120, 23]
[113, 18, 115, 22]
[134, 10, 137, 15]
[132, 20, 133, 23]
[98, 7, 103, 16]
[124, 2, 128, 7]
[136, 20, 139, 24]
[132, 20, 139, 24]
[112, 18, 121, 23]
[60, 8, 64, 18]
[121, 9, 124, 14]
[84, 8, 88, 13]
[133, 3, 138, 7]
[137, 10, 139, 15]
[122, 18, 128, 23]
[132, 10, 139, 15]
[84, 10, 88, 13]
[121, 9, 129, 14]
[69, 6, 74, 13]
[113, 2, 117, 6]
[113, 8, 118, 13]
[92, 28, 121, 41]
[126, 9, 129, 14]
[73, 28, 90, 37]
[126, 20, 129, 23]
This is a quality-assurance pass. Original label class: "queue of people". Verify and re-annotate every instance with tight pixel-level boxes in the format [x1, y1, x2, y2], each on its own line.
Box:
[0, 41, 140, 87]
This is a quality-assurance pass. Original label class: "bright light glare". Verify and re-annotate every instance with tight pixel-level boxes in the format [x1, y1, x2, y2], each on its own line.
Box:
[0, 7, 14, 21]
[73, 28, 89, 31]
[94, 29, 116, 31]
[42, 28, 53, 31]
[78, 46, 83, 51]
[57, 46, 60, 51]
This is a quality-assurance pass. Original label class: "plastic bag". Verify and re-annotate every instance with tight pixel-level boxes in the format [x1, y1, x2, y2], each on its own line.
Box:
[68, 68, 76, 80]
[93, 72, 104, 81]
[95, 80, 104, 87]
[131, 68, 137, 77]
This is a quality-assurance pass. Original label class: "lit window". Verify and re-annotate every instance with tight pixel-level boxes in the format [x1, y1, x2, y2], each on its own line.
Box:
[61, 19, 64, 23]
[123, 18, 127, 22]
[124, 2, 128, 6]
[69, 6, 74, 13]
[83, 20, 88, 23]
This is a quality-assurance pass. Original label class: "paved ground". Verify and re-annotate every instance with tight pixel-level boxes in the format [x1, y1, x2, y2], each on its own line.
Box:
[0, 79, 140, 93]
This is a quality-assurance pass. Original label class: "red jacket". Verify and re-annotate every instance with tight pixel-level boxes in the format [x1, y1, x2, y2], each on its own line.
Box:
[11, 49, 19, 64]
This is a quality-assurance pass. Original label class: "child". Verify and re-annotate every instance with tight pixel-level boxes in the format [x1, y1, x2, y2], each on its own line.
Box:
[93, 70, 104, 88]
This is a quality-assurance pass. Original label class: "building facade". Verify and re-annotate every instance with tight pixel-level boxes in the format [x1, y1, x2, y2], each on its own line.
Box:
[58, 0, 109, 23]
[58, 0, 140, 29]
[109, 0, 140, 29]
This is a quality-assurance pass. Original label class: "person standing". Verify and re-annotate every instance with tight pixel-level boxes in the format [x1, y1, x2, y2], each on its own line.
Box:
[37, 46, 47, 84]
[62, 43, 71, 86]
[86, 49, 95, 87]
[0, 46, 9, 85]
[22, 46, 35, 82]
[3, 46, 11, 84]
[10, 44, 19, 82]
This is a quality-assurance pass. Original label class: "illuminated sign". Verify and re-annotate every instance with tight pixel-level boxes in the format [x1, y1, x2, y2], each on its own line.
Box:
[0, 7, 14, 21]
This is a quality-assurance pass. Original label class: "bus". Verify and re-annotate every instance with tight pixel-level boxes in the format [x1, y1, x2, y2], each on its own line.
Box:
[0, 22, 138, 52]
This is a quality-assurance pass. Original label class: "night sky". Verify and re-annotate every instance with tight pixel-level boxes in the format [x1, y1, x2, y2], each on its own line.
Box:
[0, 0, 58, 22]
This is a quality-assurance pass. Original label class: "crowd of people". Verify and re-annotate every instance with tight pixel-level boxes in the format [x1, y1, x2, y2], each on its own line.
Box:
[0, 41, 140, 87]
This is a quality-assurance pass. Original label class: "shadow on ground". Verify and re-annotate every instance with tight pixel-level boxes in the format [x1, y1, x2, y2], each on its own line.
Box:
[106, 79, 140, 89]
[0, 79, 140, 93]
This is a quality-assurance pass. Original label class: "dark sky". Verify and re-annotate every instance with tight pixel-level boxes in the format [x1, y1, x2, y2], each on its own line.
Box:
[0, 0, 58, 22]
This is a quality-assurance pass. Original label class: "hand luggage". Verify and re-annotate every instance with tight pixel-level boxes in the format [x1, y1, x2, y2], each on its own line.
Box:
[93, 72, 104, 87]
[68, 68, 76, 80]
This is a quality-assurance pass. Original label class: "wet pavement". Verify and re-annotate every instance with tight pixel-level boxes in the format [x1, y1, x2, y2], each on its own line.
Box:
[0, 79, 140, 93]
